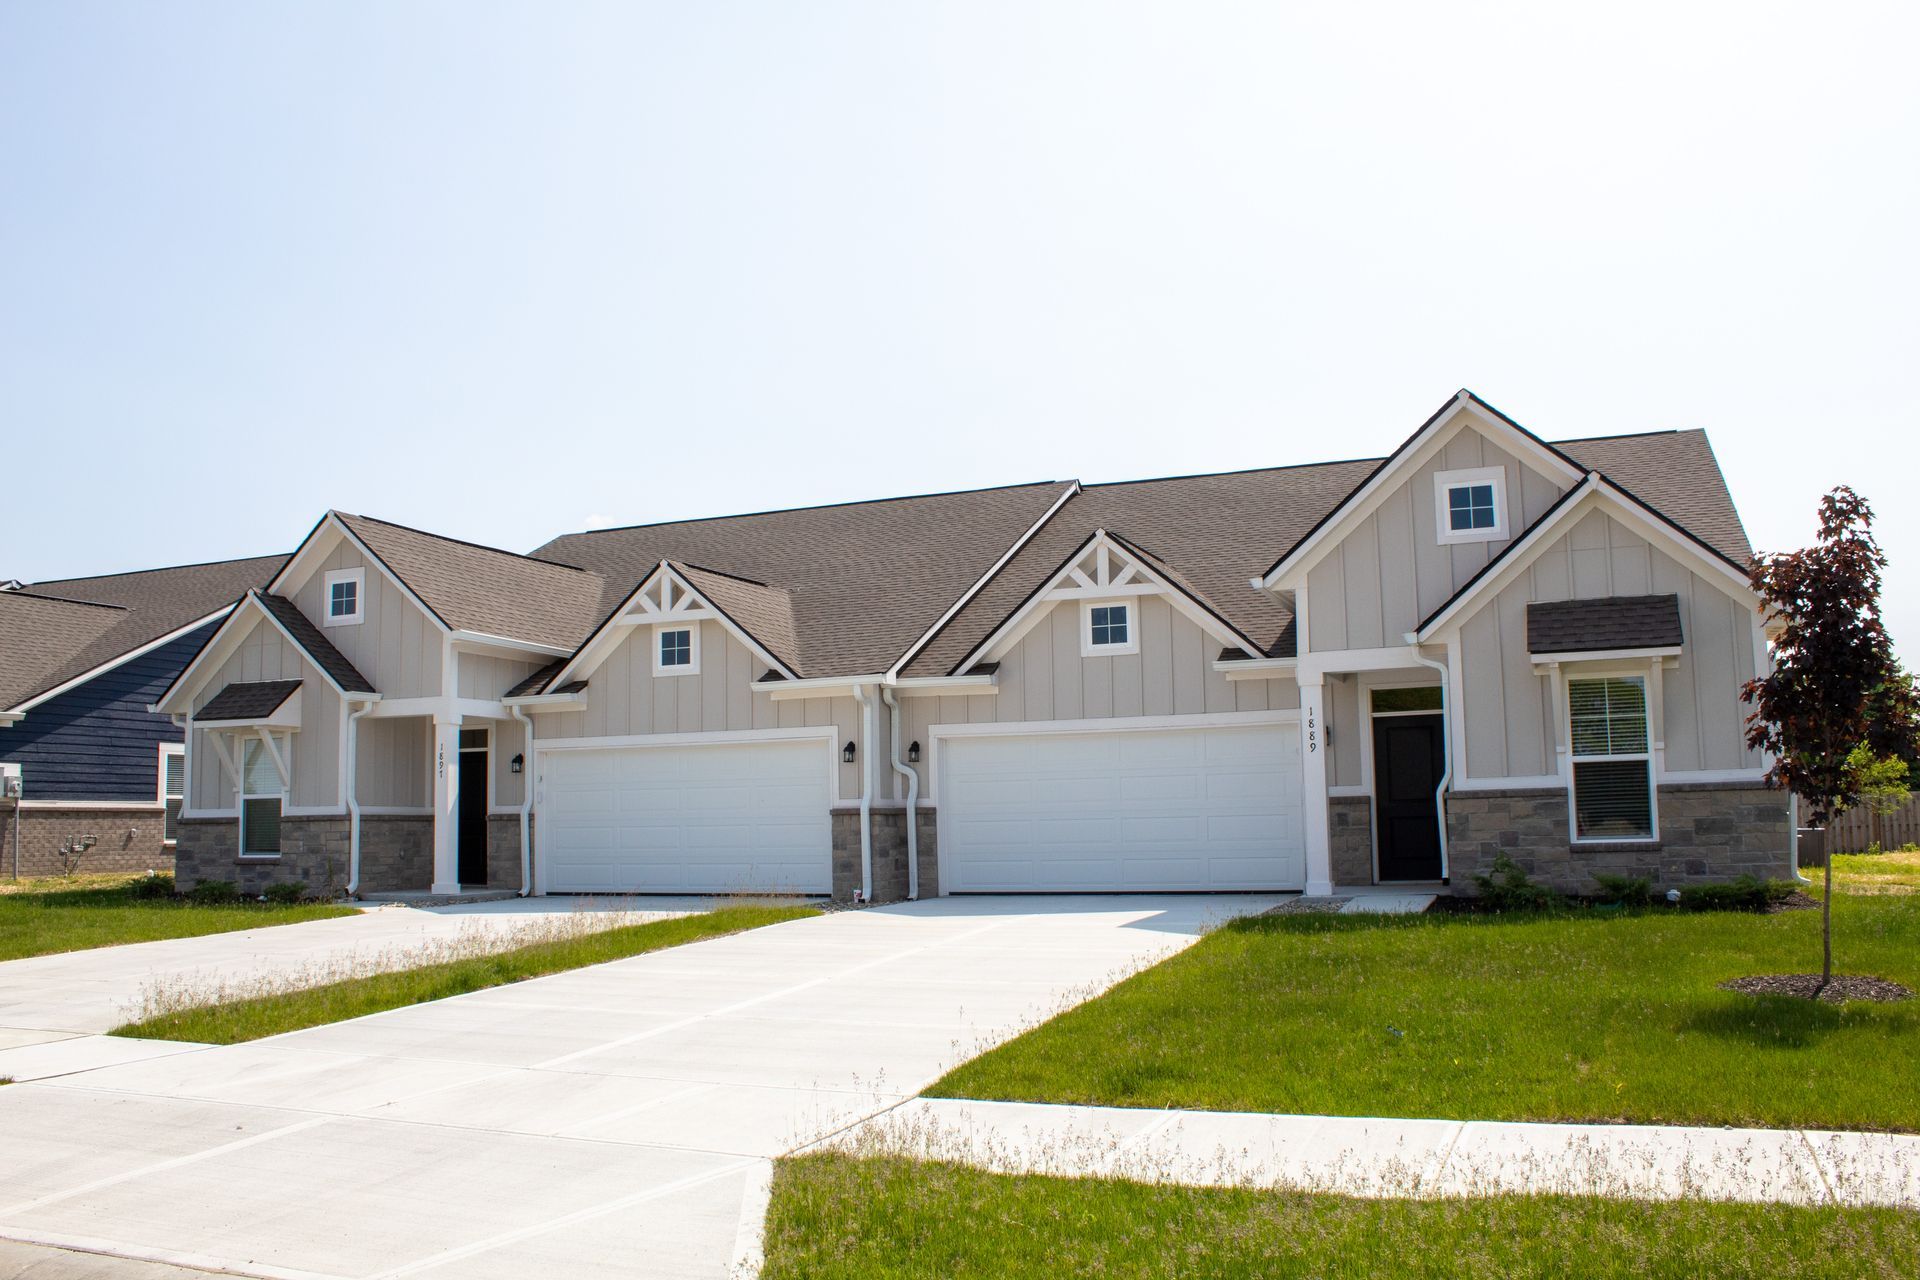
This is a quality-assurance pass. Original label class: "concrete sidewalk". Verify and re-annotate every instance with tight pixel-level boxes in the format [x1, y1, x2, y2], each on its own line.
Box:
[0, 894, 1273, 1279]
[830, 1097, 1920, 1208]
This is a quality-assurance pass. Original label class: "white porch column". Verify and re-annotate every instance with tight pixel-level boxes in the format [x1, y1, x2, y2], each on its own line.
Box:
[1300, 675, 1333, 896]
[430, 714, 461, 894]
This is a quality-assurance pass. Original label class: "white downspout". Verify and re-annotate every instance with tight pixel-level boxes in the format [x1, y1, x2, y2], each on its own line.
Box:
[345, 700, 375, 897]
[1407, 639, 1453, 881]
[881, 685, 920, 900]
[851, 683, 874, 903]
[509, 704, 536, 896]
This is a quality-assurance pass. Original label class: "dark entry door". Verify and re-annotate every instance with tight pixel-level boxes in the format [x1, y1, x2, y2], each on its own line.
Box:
[457, 745, 488, 885]
[1373, 714, 1444, 881]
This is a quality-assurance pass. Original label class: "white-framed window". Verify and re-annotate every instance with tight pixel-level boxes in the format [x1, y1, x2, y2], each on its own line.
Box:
[1567, 675, 1655, 842]
[1434, 466, 1508, 544]
[158, 744, 185, 845]
[1081, 601, 1138, 656]
[323, 568, 365, 627]
[655, 624, 699, 675]
[240, 735, 287, 857]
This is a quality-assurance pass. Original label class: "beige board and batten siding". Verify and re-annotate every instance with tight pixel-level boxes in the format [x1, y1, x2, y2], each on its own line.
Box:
[187, 623, 341, 811]
[533, 618, 863, 800]
[356, 717, 428, 808]
[1455, 508, 1765, 780]
[1307, 426, 1567, 653]
[901, 595, 1299, 801]
[456, 652, 547, 809]
[1326, 675, 1362, 789]
[290, 540, 442, 699]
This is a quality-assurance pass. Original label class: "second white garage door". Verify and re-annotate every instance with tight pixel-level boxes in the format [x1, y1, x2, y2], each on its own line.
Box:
[939, 721, 1305, 892]
[539, 737, 832, 894]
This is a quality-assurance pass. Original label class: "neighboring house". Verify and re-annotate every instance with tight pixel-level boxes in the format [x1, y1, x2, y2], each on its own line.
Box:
[156, 390, 1791, 901]
[0, 555, 289, 878]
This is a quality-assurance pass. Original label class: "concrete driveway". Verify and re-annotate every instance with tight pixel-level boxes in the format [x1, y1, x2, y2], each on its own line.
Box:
[0, 894, 1279, 1279]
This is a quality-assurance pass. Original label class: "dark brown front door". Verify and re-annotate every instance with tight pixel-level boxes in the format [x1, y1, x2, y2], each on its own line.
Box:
[1374, 714, 1444, 881]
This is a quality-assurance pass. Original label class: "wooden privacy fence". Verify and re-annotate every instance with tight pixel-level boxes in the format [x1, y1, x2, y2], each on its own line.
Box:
[1820, 798, 1920, 854]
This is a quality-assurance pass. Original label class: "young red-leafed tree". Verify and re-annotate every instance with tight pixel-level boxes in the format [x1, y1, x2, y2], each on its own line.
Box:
[1742, 487, 1920, 991]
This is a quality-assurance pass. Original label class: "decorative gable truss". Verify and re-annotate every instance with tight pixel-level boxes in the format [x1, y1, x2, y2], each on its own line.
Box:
[954, 531, 1268, 676]
[530, 562, 800, 702]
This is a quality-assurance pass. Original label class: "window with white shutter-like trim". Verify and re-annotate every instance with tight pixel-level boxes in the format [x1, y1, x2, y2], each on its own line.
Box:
[1567, 676, 1654, 841]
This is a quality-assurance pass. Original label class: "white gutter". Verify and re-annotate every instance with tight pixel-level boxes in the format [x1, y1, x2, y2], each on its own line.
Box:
[850, 683, 874, 902]
[345, 699, 376, 896]
[509, 703, 536, 896]
[1407, 637, 1452, 880]
[880, 685, 920, 900]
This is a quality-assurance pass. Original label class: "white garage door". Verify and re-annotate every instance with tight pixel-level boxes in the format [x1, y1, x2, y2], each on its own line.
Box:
[940, 721, 1304, 892]
[540, 737, 832, 894]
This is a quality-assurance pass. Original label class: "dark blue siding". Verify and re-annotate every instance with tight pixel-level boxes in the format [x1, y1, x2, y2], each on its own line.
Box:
[0, 623, 215, 802]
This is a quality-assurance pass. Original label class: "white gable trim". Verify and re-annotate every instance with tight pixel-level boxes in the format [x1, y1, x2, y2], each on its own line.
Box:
[267, 513, 452, 637]
[151, 594, 377, 715]
[959, 531, 1263, 672]
[545, 561, 798, 691]
[7, 606, 235, 717]
[1258, 391, 1585, 591]
[1414, 477, 1759, 642]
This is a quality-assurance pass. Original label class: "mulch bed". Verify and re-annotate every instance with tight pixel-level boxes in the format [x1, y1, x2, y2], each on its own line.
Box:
[1768, 891, 1820, 912]
[1719, 973, 1913, 1003]
[1262, 897, 1351, 916]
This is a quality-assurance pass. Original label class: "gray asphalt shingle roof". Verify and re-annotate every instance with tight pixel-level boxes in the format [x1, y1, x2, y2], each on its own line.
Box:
[254, 593, 377, 694]
[1527, 594, 1686, 655]
[1, 554, 287, 712]
[196, 679, 303, 722]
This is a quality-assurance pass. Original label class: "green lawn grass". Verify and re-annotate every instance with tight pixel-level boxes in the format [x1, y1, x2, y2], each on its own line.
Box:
[113, 903, 816, 1043]
[0, 873, 354, 961]
[930, 869, 1920, 1131]
[763, 1153, 1920, 1280]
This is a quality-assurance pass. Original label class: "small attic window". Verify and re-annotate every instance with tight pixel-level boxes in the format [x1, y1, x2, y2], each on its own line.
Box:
[323, 568, 364, 627]
[1434, 467, 1508, 545]
[1082, 601, 1138, 656]
[655, 624, 699, 675]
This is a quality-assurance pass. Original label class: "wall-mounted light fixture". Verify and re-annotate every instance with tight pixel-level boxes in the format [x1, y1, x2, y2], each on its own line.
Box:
[510, 753, 524, 775]
[907, 741, 921, 764]
[842, 740, 857, 764]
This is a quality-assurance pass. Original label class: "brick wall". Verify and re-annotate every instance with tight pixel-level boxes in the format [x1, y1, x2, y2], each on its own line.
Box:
[0, 804, 173, 879]
[1446, 781, 1793, 896]
[487, 814, 526, 892]
[1328, 796, 1373, 888]
[175, 813, 433, 896]
[831, 804, 940, 903]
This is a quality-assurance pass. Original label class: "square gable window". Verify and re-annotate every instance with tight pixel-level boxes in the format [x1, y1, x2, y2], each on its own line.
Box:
[656, 625, 699, 675]
[1434, 467, 1508, 545]
[1082, 602, 1138, 656]
[322, 568, 364, 627]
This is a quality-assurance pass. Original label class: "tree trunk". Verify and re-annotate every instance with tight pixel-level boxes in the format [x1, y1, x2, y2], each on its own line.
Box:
[1821, 848, 1834, 993]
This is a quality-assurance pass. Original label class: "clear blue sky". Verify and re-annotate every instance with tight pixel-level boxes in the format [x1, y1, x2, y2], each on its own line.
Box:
[4, 3, 1916, 652]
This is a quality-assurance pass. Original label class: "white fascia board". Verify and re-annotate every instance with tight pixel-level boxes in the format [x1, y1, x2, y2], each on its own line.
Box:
[448, 630, 573, 659]
[960, 531, 1263, 674]
[364, 696, 502, 720]
[546, 561, 797, 693]
[1213, 657, 1299, 681]
[1260, 394, 1585, 591]
[14, 605, 236, 718]
[887, 480, 1082, 679]
[759, 673, 888, 701]
[888, 675, 999, 696]
[1417, 478, 1759, 643]
[271, 513, 452, 637]
[501, 692, 590, 712]
[0, 712, 20, 727]
[1295, 645, 1428, 681]
[1531, 645, 1684, 667]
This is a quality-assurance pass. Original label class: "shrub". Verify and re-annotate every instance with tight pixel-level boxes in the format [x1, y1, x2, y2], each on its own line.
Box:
[262, 881, 307, 905]
[186, 880, 239, 905]
[1471, 854, 1563, 912]
[127, 873, 175, 900]
[1677, 875, 1798, 912]
[1590, 873, 1652, 907]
